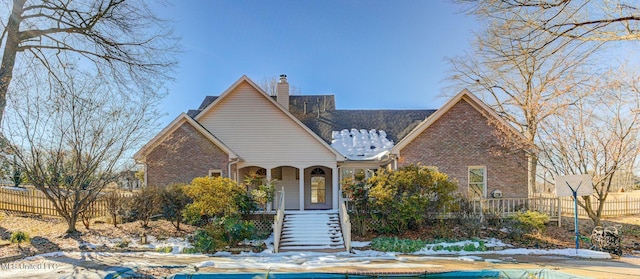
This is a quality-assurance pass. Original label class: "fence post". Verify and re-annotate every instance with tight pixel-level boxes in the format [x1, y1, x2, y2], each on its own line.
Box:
[626, 194, 629, 215]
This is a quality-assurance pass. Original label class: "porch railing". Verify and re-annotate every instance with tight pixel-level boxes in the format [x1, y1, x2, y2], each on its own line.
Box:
[466, 197, 561, 226]
[338, 192, 352, 252]
[273, 186, 285, 253]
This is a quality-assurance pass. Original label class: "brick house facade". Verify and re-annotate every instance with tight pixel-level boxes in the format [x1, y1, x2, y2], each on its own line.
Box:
[138, 115, 236, 187]
[397, 98, 528, 198]
[135, 76, 529, 207]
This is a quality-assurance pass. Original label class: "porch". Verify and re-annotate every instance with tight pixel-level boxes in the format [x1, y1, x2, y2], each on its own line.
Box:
[236, 165, 339, 211]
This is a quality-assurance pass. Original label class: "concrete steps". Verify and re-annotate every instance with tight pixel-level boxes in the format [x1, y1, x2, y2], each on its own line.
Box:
[278, 211, 345, 252]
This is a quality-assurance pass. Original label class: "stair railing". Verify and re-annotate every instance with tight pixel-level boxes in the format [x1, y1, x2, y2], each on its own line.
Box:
[338, 191, 352, 252]
[273, 186, 285, 253]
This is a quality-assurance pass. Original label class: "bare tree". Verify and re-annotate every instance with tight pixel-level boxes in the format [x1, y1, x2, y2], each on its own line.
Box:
[105, 191, 125, 227]
[538, 72, 640, 226]
[447, 7, 602, 194]
[3, 68, 162, 233]
[0, 0, 177, 125]
[460, 0, 640, 43]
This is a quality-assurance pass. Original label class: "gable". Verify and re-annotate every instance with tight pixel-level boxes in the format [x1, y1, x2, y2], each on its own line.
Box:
[145, 121, 231, 186]
[134, 113, 237, 161]
[196, 79, 342, 166]
[392, 89, 526, 154]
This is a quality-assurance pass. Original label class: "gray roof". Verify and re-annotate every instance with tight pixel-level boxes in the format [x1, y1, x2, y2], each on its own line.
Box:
[293, 109, 435, 143]
[188, 95, 435, 143]
[187, 96, 219, 117]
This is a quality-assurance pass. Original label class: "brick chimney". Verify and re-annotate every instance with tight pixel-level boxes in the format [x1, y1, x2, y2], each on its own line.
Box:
[276, 74, 289, 109]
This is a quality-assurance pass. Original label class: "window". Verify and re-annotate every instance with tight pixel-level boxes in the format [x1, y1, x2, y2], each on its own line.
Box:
[209, 169, 222, 177]
[468, 166, 486, 199]
[311, 168, 326, 203]
[311, 177, 326, 203]
[271, 168, 282, 180]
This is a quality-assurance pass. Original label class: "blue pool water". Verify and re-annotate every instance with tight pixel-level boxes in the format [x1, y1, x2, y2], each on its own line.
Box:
[168, 269, 587, 279]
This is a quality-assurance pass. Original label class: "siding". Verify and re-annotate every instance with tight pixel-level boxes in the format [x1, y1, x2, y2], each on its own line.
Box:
[398, 99, 528, 198]
[280, 180, 300, 210]
[197, 81, 337, 168]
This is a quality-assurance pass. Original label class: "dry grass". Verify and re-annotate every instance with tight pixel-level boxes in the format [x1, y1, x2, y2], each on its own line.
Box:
[0, 210, 196, 260]
[1, 209, 639, 262]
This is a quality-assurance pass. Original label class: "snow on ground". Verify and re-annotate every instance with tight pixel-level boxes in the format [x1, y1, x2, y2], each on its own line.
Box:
[0, 236, 613, 279]
[76, 233, 194, 254]
[36, 235, 613, 261]
[19, 240, 610, 272]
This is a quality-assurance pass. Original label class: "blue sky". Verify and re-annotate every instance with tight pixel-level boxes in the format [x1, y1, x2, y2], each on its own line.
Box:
[153, 1, 478, 126]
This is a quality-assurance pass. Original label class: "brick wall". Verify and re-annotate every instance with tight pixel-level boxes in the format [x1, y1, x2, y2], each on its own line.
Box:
[145, 122, 229, 187]
[398, 99, 528, 198]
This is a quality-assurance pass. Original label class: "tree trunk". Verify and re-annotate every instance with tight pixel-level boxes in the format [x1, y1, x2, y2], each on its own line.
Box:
[583, 196, 602, 227]
[0, 0, 26, 125]
[66, 214, 79, 234]
[112, 214, 118, 227]
[527, 153, 538, 197]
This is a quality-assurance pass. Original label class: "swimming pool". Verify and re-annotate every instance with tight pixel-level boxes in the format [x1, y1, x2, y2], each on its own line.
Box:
[168, 269, 587, 278]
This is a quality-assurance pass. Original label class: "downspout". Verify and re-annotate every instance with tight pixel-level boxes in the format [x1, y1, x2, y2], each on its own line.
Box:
[228, 157, 240, 180]
[135, 159, 148, 187]
[144, 163, 148, 187]
[392, 153, 398, 170]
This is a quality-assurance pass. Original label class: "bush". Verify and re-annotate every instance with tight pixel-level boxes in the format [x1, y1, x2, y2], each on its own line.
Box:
[188, 216, 257, 253]
[183, 206, 205, 227]
[104, 191, 126, 227]
[221, 216, 255, 242]
[505, 211, 549, 239]
[116, 240, 130, 248]
[181, 247, 199, 254]
[130, 186, 159, 228]
[370, 237, 428, 253]
[234, 192, 258, 217]
[370, 237, 488, 253]
[183, 176, 246, 224]
[10, 231, 30, 244]
[366, 164, 458, 234]
[155, 246, 173, 253]
[189, 229, 218, 253]
[158, 184, 192, 230]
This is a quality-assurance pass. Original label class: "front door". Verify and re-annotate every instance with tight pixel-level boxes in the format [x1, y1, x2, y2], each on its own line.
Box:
[304, 167, 332, 210]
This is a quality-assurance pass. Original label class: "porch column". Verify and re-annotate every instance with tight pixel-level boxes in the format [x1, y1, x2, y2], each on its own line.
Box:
[299, 167, 305, 211]
[266, 168, 272, 211]
[332, 166, 339, 210]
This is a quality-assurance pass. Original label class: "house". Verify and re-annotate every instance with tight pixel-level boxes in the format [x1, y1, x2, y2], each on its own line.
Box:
[134, 75, 528, 211]
[116, 170, 142, 191]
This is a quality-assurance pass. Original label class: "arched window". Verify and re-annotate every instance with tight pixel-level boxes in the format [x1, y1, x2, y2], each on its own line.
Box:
[255, 168, 267, 176]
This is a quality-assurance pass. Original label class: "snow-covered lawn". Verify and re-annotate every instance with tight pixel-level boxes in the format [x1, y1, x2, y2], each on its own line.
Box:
[0, 228, 618, 279]
[0, 234, 621, 279]
[71, 232, 614, 260]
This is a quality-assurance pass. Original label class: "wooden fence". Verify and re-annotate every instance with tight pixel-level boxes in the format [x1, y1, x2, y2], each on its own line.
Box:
[0, 185, 131, 218]
[537, 192, 640, 218]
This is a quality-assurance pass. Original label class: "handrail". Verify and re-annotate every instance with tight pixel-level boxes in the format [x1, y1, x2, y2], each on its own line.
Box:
[338, 192, 352, 252]
[273, 186, 285, 253]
